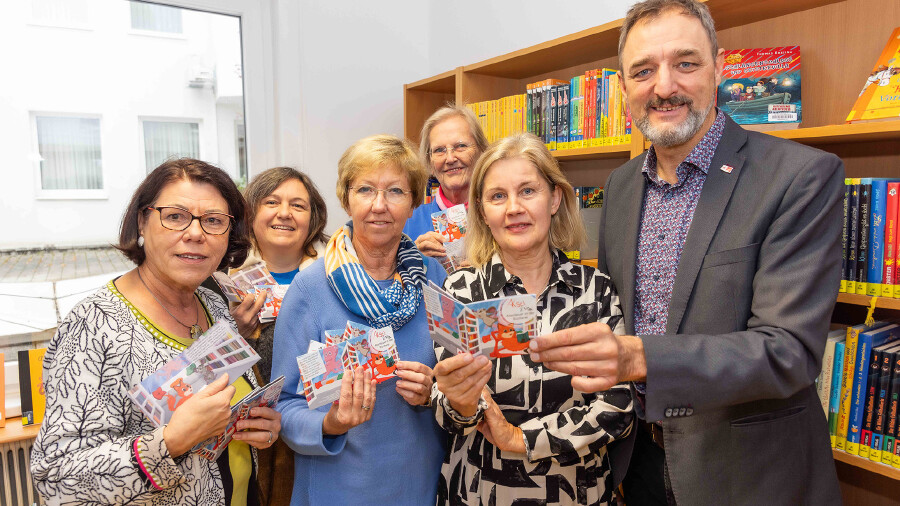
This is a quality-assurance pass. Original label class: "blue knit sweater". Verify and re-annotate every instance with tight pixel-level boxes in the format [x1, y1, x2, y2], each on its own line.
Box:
[272, 256, 447, 505]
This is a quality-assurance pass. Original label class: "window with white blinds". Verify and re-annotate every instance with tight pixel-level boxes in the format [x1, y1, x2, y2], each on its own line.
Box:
[31, 0, 89, 27]
[130, 2, 182, 33]
[142, 120, 200, 172]
[35, 115, 103, 190]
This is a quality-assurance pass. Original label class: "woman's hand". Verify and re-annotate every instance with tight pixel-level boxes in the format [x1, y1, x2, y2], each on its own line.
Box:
[164, 374, 235, 457]
[233, 406, 281, 449]
[322, 366, 376, 435]
[434, 353, 492, 417]
[477, 391, 526, 454]
[230, 291, 267, 338]
[414, 231, 447, 258]
[395, 361, 433, 406]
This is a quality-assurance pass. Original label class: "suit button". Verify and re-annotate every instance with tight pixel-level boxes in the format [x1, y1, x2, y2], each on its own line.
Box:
[678, 407, 686, 417]
[665, 408, 673, 418]
[686, 408, 694, 416]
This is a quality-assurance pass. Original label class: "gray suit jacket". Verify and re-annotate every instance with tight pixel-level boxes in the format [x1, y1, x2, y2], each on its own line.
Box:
[599, 116, 843, 505]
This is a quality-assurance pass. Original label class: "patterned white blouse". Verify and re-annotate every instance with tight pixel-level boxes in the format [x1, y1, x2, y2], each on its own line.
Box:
[31, 281, 257, 505]
[431, 250, 634, 506]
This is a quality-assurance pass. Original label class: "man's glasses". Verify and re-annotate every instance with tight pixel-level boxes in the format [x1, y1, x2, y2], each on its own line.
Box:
[349, 185, 411, 204]
[430, 142, 472, 161]
[146, 206, 233, 235]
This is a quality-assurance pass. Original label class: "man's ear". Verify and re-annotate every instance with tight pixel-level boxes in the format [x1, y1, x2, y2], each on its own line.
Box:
[714, 47, 725, 87]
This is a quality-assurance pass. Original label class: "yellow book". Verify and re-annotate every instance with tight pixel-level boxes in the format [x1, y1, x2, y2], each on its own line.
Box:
[837, 325, 865, 450]
[846, 27, 900, 123]
[18, 348, 47, 425]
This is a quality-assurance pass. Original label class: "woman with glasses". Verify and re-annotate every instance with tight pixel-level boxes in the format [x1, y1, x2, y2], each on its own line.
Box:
[271, 135, 447, 505]
[222, 167, 328, 506]
[403, 105, 489, 260]
[430, 134, 634, 505]
[31, 159, 281, 506]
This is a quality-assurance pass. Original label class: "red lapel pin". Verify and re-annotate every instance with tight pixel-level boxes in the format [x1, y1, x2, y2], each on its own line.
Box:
[720, 164, 734, 174]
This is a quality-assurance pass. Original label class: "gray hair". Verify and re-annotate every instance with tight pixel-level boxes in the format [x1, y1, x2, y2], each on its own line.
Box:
[618, 0, 718, 65]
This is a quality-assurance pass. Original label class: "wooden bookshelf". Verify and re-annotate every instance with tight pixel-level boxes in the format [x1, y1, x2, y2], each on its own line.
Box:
[405, 0, 900, 498]
[0, 418, 40, 445]
[833, 450, 900, 481]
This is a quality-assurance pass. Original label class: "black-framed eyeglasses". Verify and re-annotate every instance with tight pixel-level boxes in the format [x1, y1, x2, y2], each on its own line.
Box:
[146, 206, 233, 235]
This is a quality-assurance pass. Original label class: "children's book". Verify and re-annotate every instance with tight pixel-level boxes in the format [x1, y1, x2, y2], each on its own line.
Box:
[846, 27, 900, 123]
[297, 322, 400, 409]
[194, 375, 285, 461]
[431, 204, 468, 273]
[127, 321, 260, 427]
[422, 281, 538, 358]
[718, 47, 801, 127]
[17, 348, 46, 426]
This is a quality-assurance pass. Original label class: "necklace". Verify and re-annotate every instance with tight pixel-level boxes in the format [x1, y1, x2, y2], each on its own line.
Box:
[136, 268, 202, 338]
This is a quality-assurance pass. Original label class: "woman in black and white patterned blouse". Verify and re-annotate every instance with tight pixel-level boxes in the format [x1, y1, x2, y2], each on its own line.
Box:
[431, 133, 634, 506]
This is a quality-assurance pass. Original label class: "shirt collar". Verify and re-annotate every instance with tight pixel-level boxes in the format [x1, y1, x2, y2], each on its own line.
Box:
[641, 108, 727, 184]
[480, 249, 586, 298]
[436, 186, 467, 211]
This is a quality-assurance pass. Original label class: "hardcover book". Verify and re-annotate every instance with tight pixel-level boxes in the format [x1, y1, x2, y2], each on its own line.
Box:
[423, 281, 537, 358]
[718, 47, 801, 126]
[847, 27, 900, 123]
[17, 348, 46, 426]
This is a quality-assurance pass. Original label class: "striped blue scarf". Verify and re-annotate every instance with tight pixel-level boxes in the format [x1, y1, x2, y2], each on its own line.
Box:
[324, 221, 425, 331]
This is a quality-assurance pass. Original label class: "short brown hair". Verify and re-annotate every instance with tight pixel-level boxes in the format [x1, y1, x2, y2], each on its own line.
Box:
[116, 158, 250, 270]
[419, 105, 489, 169]
[336, 135, 428, 212]
[243, 167, 328, 259]
[619, 0, 718, 64]
[467, 133, 585, 267]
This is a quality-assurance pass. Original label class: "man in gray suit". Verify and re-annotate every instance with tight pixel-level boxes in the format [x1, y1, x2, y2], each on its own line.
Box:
[528, 0, 843, 504]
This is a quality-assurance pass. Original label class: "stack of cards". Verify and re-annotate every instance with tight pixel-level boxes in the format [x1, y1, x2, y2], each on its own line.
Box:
[423, 281, 538, 358]
[431, 204, 468, 273]
[296, 321, 400, 409]
[212, 263, 288, 323]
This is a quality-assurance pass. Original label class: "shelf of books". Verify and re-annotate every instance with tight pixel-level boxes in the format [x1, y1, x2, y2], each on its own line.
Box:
[834, 450, 900, 481]
[404, 0, 900, 496]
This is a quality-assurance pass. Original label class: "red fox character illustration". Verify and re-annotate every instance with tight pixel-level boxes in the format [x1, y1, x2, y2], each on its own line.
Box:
[153, 377, 194, 411]
[370, 352, 396, 379]
[494, 324, 528, 353]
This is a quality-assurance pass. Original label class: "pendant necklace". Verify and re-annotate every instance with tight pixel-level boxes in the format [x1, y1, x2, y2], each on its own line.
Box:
[137, 268, 202, 338]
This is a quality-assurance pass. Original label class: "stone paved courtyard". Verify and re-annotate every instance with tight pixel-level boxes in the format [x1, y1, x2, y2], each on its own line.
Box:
[0, 247, 132, 283]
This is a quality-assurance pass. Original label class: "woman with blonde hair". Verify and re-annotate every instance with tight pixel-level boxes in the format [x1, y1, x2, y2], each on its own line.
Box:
[430, 133, 634, 505]
[272, 135, 447, 505]
[404, 105, 489, 259]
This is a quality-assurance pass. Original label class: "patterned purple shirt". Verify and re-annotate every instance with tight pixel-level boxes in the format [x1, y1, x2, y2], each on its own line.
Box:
[633, 109, 726, 336]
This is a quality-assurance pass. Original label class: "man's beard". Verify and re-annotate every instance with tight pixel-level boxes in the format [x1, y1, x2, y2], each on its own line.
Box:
[634, 96, 713, 148]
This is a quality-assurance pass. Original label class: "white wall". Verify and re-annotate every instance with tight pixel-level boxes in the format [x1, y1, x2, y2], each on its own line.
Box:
[284, 0, 635, 234]
[1, 0, 635, 247]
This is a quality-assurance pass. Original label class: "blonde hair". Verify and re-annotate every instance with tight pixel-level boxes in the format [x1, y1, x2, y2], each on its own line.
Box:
[467, 133, 585, 267]
[336, 134, 429, 213]
[418, 105, 489, 169]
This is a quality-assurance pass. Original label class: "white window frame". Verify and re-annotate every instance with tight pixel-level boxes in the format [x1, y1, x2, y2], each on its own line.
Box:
[138, 116, 203, 173]
[141, 0, 278, 176]
[28, 0, 93, 32]
[30, 111, 108, 200]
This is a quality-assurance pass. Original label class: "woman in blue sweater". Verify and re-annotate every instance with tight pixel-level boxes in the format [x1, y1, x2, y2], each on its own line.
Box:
[272, 134, 447, 505]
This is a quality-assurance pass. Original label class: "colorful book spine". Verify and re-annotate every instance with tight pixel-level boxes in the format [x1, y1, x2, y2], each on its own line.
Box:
[848, 179, 861, 293]
[830, 340, 846, 447]
[838, 324, 868, 449]
[848, 324, 900, 454]
[17, 348, 47, 426]
[885, 182, 899, 297]
[856, 179, 872, 295]
[819, 330, 846, 415]
[600, 69, 611, 146]
[860, 344, 887, 457]
[842, 179, 851, 292]
[868, 179, 888, 296]
[871, 344, 900, 461]
[885, 349, 900, 465]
